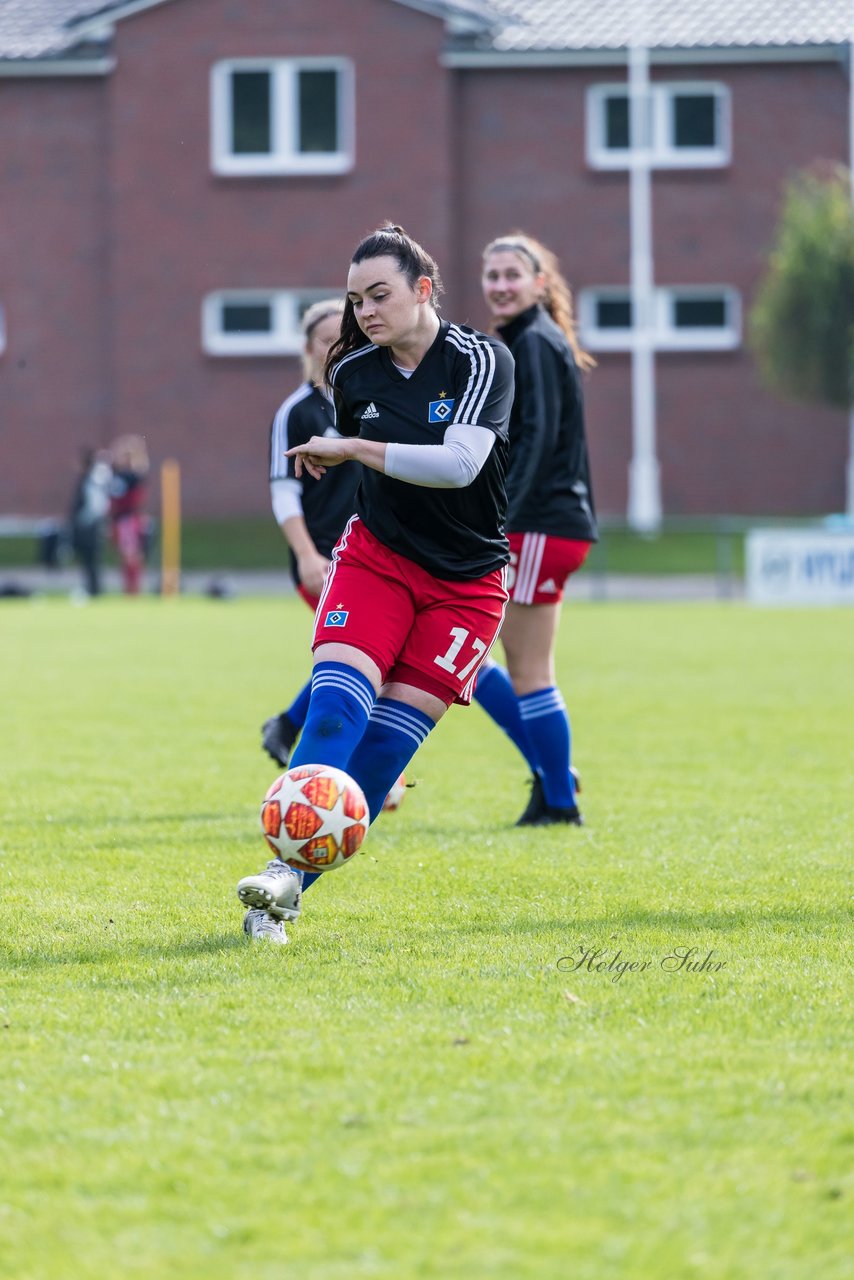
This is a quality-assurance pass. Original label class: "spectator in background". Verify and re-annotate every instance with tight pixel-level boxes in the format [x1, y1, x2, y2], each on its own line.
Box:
[68, 446, 113, 597]
[109, 434, 150, 595]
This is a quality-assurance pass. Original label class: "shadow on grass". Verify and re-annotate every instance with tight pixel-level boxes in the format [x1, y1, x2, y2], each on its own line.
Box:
[7, 906, 849, 972]
[6, 931, 247, 970]
[54, 812, 247, 828]
[129, 812, 249, 826]
[140, 932, 248, 958]
[443, 904, 853, 938]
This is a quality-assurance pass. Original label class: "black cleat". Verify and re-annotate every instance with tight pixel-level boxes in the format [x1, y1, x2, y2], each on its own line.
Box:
[527, 804, 584, 827]
[515, 767, 583, 826]
[516, 773, 546, 826]
[261, 712, 299, 768]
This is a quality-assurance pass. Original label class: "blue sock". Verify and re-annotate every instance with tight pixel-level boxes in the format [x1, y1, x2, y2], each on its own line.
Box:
[346, 697, 435, 827]
[474, 661, 540, 773]
[285, 678, 312, 731]
[518, 687, 577, 808]
[289, 662, 375, 771]
[288, 662, 376, 895]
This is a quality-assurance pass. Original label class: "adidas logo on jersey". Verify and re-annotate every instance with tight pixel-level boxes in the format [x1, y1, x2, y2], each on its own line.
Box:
[538, 578, 559, 594]
[361, 402, 380, 420]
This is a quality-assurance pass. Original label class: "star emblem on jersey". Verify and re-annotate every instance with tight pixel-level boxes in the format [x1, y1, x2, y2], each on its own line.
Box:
[361, 402, 380, 420]
[428, 398, 455, 423]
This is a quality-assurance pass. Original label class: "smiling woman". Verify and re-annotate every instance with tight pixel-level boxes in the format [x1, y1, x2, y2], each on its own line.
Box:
[236, 223, 517, 946]
[472, 232, 599, 828]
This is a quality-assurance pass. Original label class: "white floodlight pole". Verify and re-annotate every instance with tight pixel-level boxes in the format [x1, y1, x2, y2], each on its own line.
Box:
[626, 0, 662, 532]
[847, 10, 854, 516]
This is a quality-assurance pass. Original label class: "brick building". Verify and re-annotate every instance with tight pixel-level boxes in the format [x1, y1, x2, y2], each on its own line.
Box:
[0, 0, 850, 519]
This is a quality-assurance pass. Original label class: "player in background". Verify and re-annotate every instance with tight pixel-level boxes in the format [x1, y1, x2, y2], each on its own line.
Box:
[68, 446, 112, 598]
[237, 223, 515, 944]
[109, 433, 150, 595]
[260, 298, 361, 768]
[473, 233, 597, 827]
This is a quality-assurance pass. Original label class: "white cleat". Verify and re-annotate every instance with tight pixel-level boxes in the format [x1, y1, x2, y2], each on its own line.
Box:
[237, 859, 303, 921]
[243, 908, 287, 945]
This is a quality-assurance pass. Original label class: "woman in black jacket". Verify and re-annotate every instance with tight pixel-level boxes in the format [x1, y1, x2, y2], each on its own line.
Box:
[475, 233, 598, 826]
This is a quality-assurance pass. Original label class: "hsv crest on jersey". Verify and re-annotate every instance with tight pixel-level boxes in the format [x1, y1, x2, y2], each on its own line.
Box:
[324, 609, 349, 627]
[428, 398, 455, 423]
[361, 402, 380, 419]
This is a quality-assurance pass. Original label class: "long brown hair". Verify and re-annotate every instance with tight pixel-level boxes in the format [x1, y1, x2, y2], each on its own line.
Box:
[324, 223, 444, 384]
[483, 232, 595, 373]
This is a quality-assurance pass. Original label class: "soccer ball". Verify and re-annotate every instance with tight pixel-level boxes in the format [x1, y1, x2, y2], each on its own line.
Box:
[260, 764, 370, 872]
[382, 773, 407, 812]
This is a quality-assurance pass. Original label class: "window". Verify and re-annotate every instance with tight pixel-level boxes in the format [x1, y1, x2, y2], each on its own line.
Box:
[211, 59, 354, 176]
[595, 296, 633, 331]
[231, 72, 271, 154]
[202, 289, 334, 356]
[579, 287, 741, 352]
[603, 95, 630, 151]
[587, 82, 730, 169]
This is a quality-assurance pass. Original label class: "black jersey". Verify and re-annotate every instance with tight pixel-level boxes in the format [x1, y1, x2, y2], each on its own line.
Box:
[498, 305, 598, 542]
[329, 320, 514, 581]
[269, 381, 361, 582]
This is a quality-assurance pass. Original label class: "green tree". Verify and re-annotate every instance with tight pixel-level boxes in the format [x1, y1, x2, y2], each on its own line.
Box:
[750, 165, 854, 410]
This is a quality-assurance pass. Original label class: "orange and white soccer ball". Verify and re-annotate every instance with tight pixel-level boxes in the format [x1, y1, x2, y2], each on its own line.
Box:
[382, 773, 407, 812]
[260, 764, 370, 872]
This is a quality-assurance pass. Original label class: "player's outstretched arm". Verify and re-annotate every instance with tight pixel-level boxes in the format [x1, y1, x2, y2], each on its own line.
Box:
[286, 425, 495, 490]
[285, 435, 386, 480]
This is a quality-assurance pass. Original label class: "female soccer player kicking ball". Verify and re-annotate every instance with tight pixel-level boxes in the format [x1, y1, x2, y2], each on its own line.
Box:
[237, 224, 515, 943]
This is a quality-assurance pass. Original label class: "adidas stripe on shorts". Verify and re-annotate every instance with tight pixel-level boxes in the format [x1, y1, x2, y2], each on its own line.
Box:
[507, 532, 592, 605]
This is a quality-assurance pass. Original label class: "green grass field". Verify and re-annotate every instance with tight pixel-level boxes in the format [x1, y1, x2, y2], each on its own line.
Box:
[0, 597, 850, 1279]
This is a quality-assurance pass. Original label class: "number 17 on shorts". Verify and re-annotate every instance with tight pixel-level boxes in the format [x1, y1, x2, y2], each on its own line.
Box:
[434, 627, 488, 683]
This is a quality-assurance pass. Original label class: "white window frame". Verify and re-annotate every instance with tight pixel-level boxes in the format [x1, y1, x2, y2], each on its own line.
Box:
[211, 57, 354, 176]
[579, 286, 741, 352]
[586, 81, 731, 170]
[202, 289, 332, 356]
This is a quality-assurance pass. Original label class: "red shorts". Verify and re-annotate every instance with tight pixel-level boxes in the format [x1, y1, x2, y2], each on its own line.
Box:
[507, 532, 592, 605]
[312, 517, 508, 706]
[113, 514, 146, 563]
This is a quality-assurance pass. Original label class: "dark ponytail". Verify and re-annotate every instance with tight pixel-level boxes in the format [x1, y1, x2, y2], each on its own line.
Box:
[324, 223, 443, 385]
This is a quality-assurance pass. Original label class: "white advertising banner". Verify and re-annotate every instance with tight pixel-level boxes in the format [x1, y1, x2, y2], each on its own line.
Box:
[746, 528, 854, 605]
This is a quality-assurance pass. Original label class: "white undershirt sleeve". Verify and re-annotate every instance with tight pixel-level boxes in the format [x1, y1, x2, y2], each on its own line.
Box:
[270, 477, 304, 525]
[384, 424, 496, 489]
